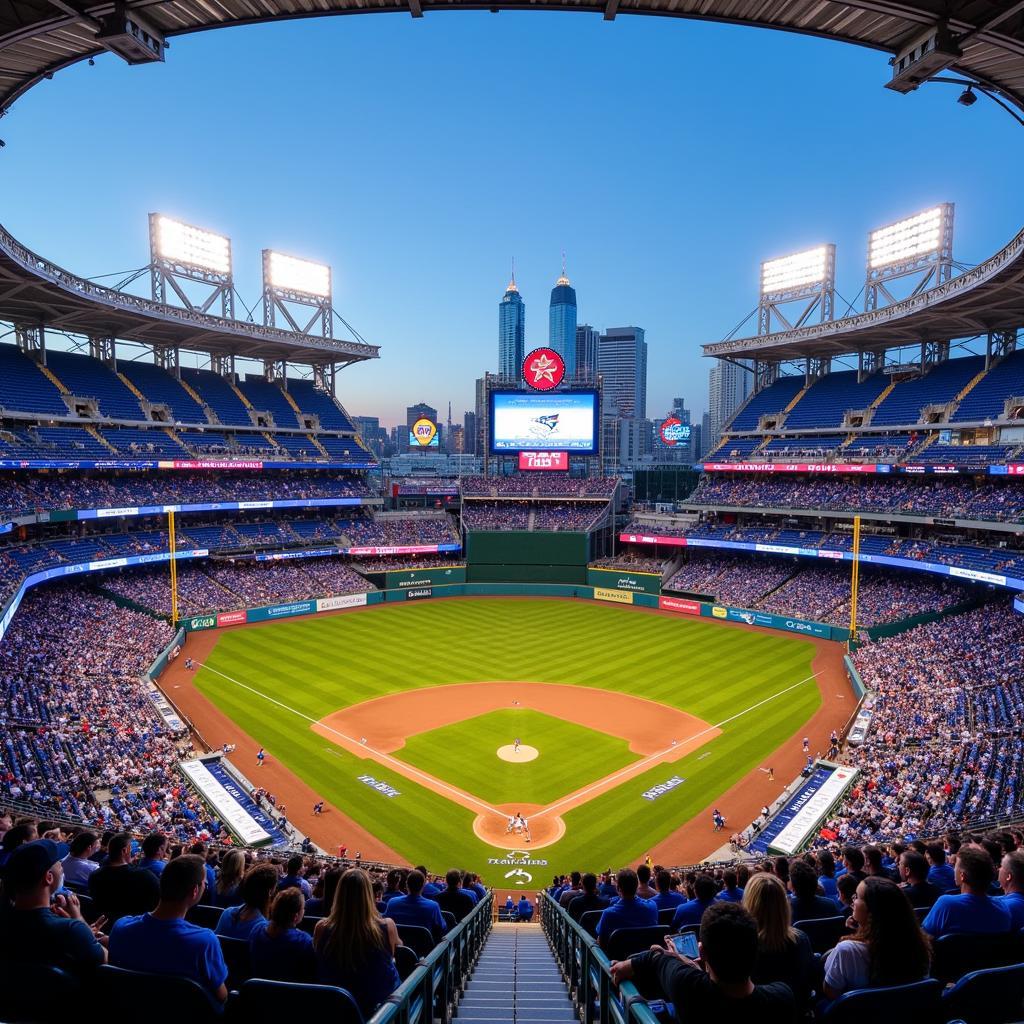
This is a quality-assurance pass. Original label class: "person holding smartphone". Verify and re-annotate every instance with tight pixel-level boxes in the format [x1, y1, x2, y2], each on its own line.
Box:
[609, 902, 796, 1024]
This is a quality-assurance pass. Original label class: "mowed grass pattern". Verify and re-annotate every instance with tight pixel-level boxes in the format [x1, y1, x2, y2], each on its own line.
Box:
[194, 598, 820, 871]
[396, 708, 639, 806]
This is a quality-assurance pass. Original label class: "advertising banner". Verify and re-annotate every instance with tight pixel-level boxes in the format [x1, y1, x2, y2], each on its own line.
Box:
[703, 462, 880, 474]
[185, 614, 218, 631]
[769, 764, 859, 855]
[659, 596, 702, 615]
[347, 543, 461, 557]
[385, 567, 466, 590]
[518, 451, 569, 471]
[246, 600, 317, 623]
[216, 610, 247, 627]
[0, 458, 377, 471]
[594, 587, 634, 605]
[619, 532, 688, 548]
[178, 759, 272, 846]
[587, 567, 661, 595]
[405, 588, 433, 600]
[316, 593, 369, 612]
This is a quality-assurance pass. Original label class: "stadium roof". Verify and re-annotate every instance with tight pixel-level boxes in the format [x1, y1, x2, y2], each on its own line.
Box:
[0, 222, 379, 365]
[704, 223, 1024, 362]
[1, 1, 1024, 116]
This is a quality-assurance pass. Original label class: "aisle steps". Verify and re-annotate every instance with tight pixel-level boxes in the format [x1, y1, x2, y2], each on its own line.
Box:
[457, 924, 575, 1023]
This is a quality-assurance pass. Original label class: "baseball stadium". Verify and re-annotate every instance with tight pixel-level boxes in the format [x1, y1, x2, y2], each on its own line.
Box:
[2, 2, 1024, 1022]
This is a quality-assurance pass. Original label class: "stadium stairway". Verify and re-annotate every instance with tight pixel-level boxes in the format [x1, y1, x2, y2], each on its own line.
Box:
[457, 923, 575, 1024]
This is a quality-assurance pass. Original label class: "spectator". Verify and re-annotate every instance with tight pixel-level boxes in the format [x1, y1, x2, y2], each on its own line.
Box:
[998, 850, 1024, 929]
[926, 843, 956, 891]
[654, 870, 687, 910]
[610, 902, 797, 1023]
[636, 863, 658, 901]
[379, 869, 405, 906]
[88, 833, 159, 925]
[305, 867, 342, 918]
[138, 832, 169, 877]
[249, 888, 316, 984]
[213, 850, 245, 908]
[835, 874, 859, 917]
[788, 861, 842, 921]
[108, 854, 228, 1005]
[434, 869, 477, 923]
[313, 868, 400, 1019]
[60, 831, 101, 888]
[597, 869, 658, 951]
[385, 869, 448, 943]
[898, 851, 944, 910]
[568, 872, 610, 922]
[0, 839, 107, 973]
[743, 872, 814, 1008]
[670, 873, 718, 930]
[840, 847, 866, 883]
[922, 845, 1014, 937]
[816, 852, 839, 902]
[823, 877, 930, 999]
[558, 871, 584, 908]
[216, 864, 279, 941]
[277, 855, 312, 899]
[517, 895, 534, 922]
[713, 868, 744, 904]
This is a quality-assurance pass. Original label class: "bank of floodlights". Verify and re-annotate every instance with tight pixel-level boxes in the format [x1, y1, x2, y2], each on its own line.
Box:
[758, 244, 836, 335]
[865, 204, 954, 311]
[262, 249, 333, 337]
[149, 213, 234, 318]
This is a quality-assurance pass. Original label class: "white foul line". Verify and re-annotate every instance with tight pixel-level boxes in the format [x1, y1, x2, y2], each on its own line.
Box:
[198, 663, 507, 818]
[531, 671, 821, 819]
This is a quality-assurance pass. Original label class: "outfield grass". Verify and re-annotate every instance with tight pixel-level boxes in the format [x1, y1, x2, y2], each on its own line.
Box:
[194, 598, 820, 871]
[395, 708, 639, 806]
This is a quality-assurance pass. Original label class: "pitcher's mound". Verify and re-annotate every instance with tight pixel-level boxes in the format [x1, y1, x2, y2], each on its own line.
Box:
[497, 744, 539, 762]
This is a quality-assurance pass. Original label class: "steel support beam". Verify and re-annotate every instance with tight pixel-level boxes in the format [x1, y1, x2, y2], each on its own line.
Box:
[89, 335, 115, 367]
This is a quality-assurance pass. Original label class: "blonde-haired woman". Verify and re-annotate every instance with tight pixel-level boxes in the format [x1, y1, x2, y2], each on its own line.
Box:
[743, 871, 814, 1008]
[313, 868, 400, 1017]
[213, 850, 245, 908]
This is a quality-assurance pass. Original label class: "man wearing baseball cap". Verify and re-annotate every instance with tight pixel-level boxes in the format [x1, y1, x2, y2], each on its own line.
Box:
[0, 838, 107, 972]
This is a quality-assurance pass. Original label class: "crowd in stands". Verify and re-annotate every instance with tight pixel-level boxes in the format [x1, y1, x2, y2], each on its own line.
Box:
[462, 500, 605, 532]
[0, 471, 371, 518]
[101, 560, 375, 616]
[664, 553, 968, 629]
[820, 602, 1024, 843]
[590, 554, 667, 574]
[0, 818, 489, 1019]
[351, 555, 465, 572]
[461, 475, 617, 498]
[0, 586, 212, 836]
[687, 475, 1024, 523]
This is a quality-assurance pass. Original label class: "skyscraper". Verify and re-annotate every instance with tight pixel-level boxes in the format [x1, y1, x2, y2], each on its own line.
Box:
[498, 267, 525, 379]
[575, 325, 599, 383]
[597, 327, 647, 420]
[707, 359, 753, 446]
[548, 260, 577, 379]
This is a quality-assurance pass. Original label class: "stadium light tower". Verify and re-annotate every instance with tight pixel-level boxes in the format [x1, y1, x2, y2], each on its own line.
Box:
[149, 213, 234, 318]
[865, 204, 954, 311]
[758, 244, 836, 335]
[261, 249, 332, 337]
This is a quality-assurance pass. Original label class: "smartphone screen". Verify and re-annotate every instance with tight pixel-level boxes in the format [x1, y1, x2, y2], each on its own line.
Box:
[668, 932, 699, 959]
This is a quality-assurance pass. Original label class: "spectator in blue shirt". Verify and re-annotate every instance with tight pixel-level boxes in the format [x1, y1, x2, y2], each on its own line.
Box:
[671, 873, 718, 930]
[306, 867, 342, 918]
[922, 845, 1013, 938]
[60, 831, 101, 888]
[713, 868, 745, 904]
[250, 888, 316, 984]
[217, 863, 279, 941]
[467, 873, 487, 902]
[277, 855, 312, 899]
[108, 854, 228, 1005]
[788, 861, 842, 921]
[212, 850, 245, 909]
[652, 870, 686, 911]
[137, 832, 168, 878]
[386, 870, 448, 942]
[380, 869, 405, 906]
[997, 850, 1024, 929]
[598, 872, 618, 900]
[416, 866, 441, 899]
[517, 896, 534, 922]
[926, 843, 956, 892]
[597, 868, 657, 951]
[816, 852, 839, 902]
[505, 896, 515, 915]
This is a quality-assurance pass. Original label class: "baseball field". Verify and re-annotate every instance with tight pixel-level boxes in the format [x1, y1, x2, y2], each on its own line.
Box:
[175, 597, 842, 874]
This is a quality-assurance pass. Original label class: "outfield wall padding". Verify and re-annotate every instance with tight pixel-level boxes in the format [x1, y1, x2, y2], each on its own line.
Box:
[467, 531, 589, 585]
[586, 566, 661, 595]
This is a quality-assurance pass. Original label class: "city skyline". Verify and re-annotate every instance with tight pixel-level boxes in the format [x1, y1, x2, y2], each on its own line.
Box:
[4, 14, 1021, 428]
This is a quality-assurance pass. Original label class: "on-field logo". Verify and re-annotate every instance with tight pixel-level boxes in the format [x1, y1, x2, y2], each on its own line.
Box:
[522, 347, 565, 391]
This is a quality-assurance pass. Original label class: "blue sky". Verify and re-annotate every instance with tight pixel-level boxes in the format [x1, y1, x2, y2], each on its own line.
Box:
[2, 12, 1022, 427]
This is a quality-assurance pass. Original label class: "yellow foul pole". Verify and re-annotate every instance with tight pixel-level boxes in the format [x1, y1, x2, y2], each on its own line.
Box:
[848, 514, 861, 650]
[168, 509, 178, 628]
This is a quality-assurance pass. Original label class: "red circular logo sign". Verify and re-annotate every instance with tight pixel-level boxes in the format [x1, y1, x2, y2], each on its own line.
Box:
[522, 347, 565, 391]
[659, 417, 685, 446]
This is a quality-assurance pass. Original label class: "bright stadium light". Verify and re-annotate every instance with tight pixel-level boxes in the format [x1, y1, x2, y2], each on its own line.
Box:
[760, 246, 829, 297]
[264, 250, 331, 298]
[868, 206, 946, 270]
[152, 215, 231, 275]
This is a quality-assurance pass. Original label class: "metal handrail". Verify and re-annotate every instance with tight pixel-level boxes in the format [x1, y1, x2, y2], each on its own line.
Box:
[540, 892, 661, 1024]
[371, 893, 493, 1024]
